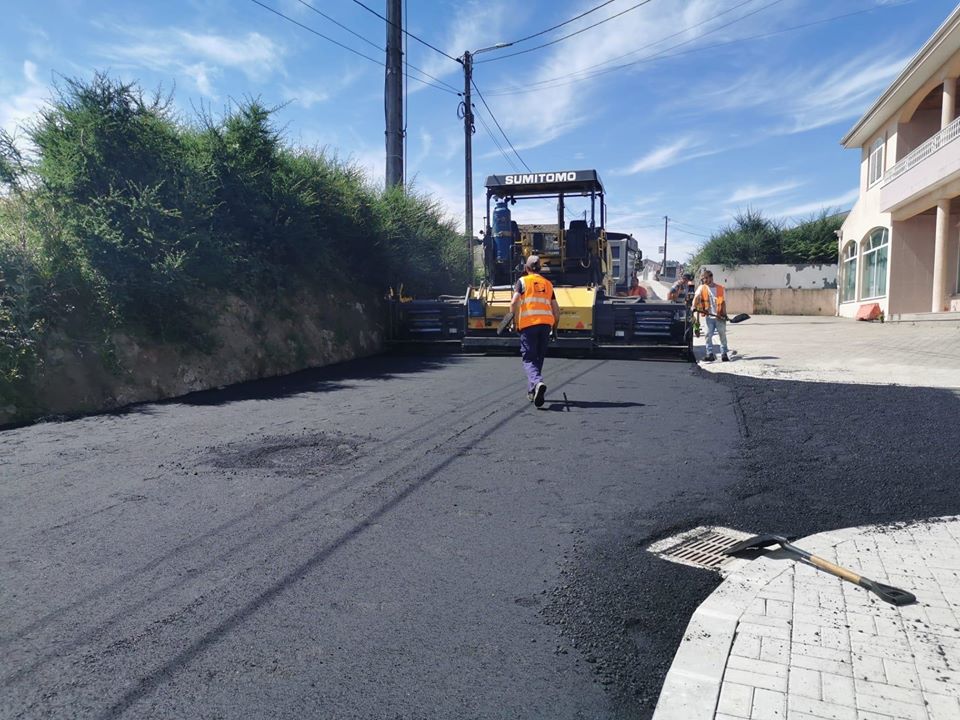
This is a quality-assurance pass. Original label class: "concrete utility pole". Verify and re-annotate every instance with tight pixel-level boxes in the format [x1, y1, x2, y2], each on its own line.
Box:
[461, 50, 474, 280]
[662, 216, 669, 275]
[385, 0, 404, 189]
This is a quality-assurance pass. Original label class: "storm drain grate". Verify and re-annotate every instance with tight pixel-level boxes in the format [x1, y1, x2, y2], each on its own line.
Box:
[647, 526, 754, 572]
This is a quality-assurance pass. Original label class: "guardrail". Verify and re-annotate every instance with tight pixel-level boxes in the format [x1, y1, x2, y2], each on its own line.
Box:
[883, 116, 960, 185]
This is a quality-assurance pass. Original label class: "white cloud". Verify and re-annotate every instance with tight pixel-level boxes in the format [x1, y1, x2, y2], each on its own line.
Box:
[615, 136, 705, 174]
[695, 49, 911, 135]
[774, 188, 859, 219]
[96, 29, 285, 97]
[0, 61, 49, 141]
[726, 180, 803, 204]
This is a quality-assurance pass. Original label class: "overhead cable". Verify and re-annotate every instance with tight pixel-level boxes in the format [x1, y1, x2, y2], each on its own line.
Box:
[496, 0, 619, 47]
[349, 0, 461, 64]
[475, 0, 657, 64]
[295, 0, 460, 93]
[504, 0, 762, 92]
[471, 79, 532, 172]
[487, 2, 886, 96]
[249, 0, 457, 94]
[473, 106, 521, 173]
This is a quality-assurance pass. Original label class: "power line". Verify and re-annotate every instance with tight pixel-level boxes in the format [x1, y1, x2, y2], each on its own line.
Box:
[496, 0, 619, 47]
[672, 219, 715, 234]
[294, 0, 460, 93]
[473, 106, 521, 173]
[496, 0, 761, 93]
[349, 0, 461, 64]
[475, 0, 657, 64]
[487, 2, 886, 97]
[249, 0, 457, 95]
[471, 79, 532, 172]
[671, 226, 710, 239]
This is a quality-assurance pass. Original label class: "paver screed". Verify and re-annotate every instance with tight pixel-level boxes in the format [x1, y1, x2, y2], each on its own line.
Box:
[654, 518, 960, 720]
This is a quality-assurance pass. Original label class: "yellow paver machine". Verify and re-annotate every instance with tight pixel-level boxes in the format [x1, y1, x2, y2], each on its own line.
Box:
[388, 169, 693, 359]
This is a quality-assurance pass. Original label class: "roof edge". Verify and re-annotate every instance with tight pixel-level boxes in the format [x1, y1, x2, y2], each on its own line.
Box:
[840, 6, 960, 148]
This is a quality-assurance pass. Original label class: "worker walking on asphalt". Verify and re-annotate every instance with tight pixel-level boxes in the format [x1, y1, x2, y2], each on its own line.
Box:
[692, 270, 729, 362]
[511, 255, 561, 408]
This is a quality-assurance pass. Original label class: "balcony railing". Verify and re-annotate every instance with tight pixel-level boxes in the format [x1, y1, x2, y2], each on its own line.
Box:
[883, 115, 960, 186]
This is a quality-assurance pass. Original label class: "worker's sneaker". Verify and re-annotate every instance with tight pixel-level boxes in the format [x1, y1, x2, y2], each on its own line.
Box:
[527, 390, 535, 402]
[533, 382, 546, 408]
[704, 353, 716, 362]
[721, 352, 729, 362]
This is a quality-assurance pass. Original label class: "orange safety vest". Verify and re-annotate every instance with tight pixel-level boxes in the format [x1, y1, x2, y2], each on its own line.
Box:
[694, 284, 726, 317]
[517, 273, 555, 330]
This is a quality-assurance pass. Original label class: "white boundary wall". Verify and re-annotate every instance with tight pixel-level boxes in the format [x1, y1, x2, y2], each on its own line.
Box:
[701, 264, 837, 289]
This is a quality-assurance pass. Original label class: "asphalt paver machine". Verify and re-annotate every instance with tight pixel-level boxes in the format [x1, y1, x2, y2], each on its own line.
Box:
[387, 169, 692, 358]
[463, 170, 692, 357]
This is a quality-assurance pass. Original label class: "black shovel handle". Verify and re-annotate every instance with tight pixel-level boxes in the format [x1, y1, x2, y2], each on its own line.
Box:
[496, 311, 514, 336]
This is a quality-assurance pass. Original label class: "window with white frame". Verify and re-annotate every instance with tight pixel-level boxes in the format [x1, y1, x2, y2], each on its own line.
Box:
[841, 241, 857, 302]
[868, 137, 885, 186]
[861, 228, 889, 299]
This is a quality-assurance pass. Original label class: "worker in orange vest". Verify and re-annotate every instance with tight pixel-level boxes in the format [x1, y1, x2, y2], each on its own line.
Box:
[691, 269, 729, 362]
[510, 255, 561, 407]
[625, 275, 647, 298]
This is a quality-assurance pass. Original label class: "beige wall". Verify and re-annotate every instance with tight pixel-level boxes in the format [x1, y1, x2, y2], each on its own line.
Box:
[889, 215, 937, 313]
[839, 123, 897, 318]
[724, 288, 837, 316]
[896, 106, 941, 159]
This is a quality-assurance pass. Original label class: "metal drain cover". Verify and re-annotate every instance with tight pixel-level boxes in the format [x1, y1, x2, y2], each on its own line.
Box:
[648, 526, 754, 572]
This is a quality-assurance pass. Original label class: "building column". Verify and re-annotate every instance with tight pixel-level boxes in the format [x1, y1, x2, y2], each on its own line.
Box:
[943, 77, 957, 129]
[932, 199, 950, 312]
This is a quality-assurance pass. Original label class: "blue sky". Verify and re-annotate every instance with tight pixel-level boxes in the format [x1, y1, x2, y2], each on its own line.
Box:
[2, 0, 957, 261]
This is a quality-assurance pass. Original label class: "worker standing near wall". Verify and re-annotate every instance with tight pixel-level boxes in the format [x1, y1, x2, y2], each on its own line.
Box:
[510, 255, 561, 407]
[692, 270, 729, 362]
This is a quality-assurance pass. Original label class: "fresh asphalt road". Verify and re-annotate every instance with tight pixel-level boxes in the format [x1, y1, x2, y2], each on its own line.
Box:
[3, 351, 959, 719]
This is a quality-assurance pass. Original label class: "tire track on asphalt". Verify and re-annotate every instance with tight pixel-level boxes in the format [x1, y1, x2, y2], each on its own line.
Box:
[89, 359, 606, 719]
[2, 359, 597, 697]
[0, 358, 539, 650]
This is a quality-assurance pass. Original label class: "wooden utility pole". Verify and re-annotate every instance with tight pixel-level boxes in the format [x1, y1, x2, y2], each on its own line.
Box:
[385, 0, 404, 189]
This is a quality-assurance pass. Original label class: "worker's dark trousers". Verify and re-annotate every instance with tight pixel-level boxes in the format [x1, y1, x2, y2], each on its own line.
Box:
[519, 324, 551, 392]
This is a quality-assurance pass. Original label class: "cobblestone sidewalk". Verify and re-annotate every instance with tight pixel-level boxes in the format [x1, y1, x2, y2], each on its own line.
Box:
[654, 518, 960, 720]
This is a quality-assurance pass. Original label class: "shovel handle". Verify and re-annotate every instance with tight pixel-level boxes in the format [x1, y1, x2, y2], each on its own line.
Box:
[808, 555, 861, 584]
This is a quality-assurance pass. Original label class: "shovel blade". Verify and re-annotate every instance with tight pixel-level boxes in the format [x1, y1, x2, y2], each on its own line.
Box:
[861, 579, 917, 606]
[724, 533, 788, 556]
[730, 313, 751, 324]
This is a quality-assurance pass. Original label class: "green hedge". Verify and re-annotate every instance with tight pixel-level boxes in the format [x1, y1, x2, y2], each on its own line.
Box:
[0, 73, 468, 406]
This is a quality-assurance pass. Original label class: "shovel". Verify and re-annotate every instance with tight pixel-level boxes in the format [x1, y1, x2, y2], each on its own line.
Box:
[724, 534, 916, 606]
[496, 310, 514, 335]
[695, 310, 751, 324]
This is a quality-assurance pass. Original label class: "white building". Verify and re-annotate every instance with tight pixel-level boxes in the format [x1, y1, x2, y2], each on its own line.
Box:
[838, 7, 960, 318]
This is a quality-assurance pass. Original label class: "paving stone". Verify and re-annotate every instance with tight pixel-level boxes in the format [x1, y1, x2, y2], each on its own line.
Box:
[723, 668, 788, 693]
[760, 637, 790, 664]
[924, 691, 960, 720]
[854, 694, 927, 720]
[851, 653, 886, 684]
[732, 632, 763, 660]
[750, 687, 785, 719]
[787, 695, 858, 720]
[788, 666, 821, 700]
[727, 654, 789, 679]
[820, 672, 855, 707]
[717, 682, 753, 718]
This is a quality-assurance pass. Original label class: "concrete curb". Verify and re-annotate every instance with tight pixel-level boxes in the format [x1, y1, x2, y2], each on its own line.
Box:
[650, 525, 873, 720]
